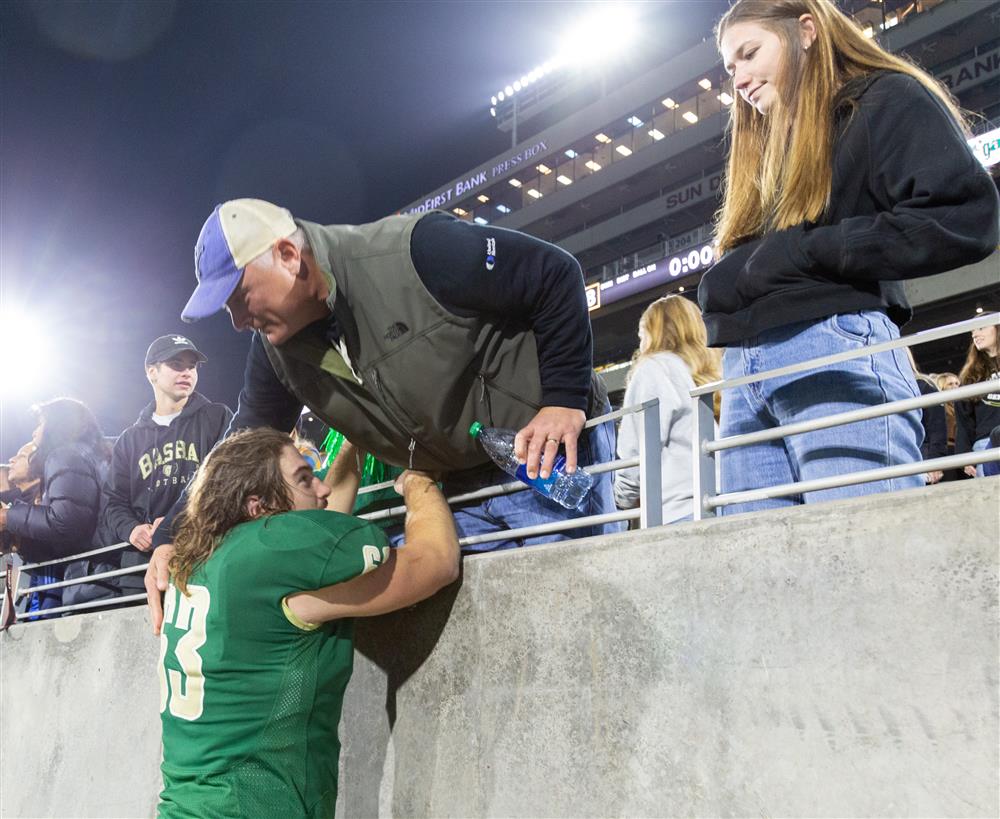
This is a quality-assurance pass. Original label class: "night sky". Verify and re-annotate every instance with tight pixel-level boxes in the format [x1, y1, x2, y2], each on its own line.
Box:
[1, 0, 729, 456]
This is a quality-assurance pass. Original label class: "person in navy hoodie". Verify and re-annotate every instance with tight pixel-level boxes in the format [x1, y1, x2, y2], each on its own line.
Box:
[699, 0, 999, 514]
[89, 335, 232, 602]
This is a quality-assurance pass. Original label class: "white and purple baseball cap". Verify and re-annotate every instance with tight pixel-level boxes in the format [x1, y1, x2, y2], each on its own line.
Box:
[182, 199, 297, 323]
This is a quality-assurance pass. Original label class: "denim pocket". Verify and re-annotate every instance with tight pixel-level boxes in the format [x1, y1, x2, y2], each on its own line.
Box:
[829, 311, 874, 344]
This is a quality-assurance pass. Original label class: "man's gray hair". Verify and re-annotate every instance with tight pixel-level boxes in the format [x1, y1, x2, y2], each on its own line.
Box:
[251, 227, 309, 266]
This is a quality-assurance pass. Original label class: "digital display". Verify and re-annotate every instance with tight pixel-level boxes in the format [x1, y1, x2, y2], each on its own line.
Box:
[587, 242, 714, 313]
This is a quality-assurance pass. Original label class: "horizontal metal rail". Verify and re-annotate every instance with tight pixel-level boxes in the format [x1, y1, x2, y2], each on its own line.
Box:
[706, 448, 1000, 510]
[459, 509, 638, 548]
[13, 593, 148, 621]
[705, 379, 998, 453]
[360, 457, 640, 523]
[692, 313, 999, 397]
[355, 404, 640, 497]
[15, 563, 148, 597]
[17, 541, 132, 571]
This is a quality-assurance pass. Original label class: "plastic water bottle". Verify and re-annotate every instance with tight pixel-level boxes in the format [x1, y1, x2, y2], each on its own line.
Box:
[469, 422, 593, 509]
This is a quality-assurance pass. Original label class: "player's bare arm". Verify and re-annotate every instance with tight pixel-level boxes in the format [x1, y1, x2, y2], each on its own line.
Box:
[323, 440, 366, 515]
[285, 471, 458, 624]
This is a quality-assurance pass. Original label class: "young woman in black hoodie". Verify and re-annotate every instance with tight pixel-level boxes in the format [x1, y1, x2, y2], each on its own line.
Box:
[698, 0, 999, 514]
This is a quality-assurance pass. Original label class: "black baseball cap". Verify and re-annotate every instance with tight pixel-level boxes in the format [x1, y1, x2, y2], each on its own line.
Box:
[145, 334, 208, 367]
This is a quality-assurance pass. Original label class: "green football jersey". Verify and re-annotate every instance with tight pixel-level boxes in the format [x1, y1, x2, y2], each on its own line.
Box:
[157, 510, 390, 818]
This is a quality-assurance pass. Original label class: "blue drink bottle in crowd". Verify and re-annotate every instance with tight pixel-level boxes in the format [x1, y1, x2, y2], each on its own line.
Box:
[469, 422, 593, 509]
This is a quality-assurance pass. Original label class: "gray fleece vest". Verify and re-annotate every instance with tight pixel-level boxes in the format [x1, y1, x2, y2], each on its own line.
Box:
[260, 213, 546, 472]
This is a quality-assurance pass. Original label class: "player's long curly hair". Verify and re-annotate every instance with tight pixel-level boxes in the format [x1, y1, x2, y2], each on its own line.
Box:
[714, 0, 967, 254]
[171, 428, 295, 594]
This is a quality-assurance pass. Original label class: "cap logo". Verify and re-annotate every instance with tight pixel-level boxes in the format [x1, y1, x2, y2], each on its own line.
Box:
[172, 336, 190, 345]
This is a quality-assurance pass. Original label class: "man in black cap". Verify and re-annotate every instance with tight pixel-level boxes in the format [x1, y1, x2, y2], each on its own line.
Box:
[102, 335, 232, 554]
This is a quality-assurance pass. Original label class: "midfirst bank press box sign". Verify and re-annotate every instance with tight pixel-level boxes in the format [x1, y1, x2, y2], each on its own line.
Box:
[405, 140, 549, 213]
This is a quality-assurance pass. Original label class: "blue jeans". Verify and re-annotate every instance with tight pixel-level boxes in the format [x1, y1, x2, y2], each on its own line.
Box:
[719, 311, 924, 515]
[391, 410, 624, 552]
[973, 438, 995, 478]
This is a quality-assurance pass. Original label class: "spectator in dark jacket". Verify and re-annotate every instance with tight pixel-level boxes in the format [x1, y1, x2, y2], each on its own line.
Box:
[0, 398, 110, 613]
[906, 349, 947, 485]
[956, 319, 1000, 478]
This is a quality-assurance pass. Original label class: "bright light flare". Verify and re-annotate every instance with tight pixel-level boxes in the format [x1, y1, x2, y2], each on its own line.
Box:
[557, 6, 637, 68]
[0, 308, 54, 402]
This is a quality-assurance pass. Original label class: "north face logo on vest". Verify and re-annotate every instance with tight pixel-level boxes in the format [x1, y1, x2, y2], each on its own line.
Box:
[384, 322, 409, 341]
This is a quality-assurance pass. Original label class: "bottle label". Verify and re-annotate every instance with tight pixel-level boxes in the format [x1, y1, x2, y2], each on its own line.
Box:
[514, 455, 565, 496]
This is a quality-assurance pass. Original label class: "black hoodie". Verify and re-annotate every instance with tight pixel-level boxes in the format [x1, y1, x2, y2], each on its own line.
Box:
[698, 72, 1000, 346]
[102, 392, 232, 545]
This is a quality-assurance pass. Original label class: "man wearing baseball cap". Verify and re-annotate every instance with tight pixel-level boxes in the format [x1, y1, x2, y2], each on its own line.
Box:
[170, 198, 620, 551]
[101, 335, 232, 569]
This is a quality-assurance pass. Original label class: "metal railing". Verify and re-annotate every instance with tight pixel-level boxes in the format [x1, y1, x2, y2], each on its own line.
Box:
[689, 314, 1000, 519]
[1, 400, 665, 625]
[6, 313, 994, 624]
[1, 541, 149, 624]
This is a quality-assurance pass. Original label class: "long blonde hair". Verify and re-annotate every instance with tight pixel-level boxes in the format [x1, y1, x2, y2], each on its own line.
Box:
[628, 295, 721, 387]
[714, 0, 968, 253]
[170, 428, 296, 594]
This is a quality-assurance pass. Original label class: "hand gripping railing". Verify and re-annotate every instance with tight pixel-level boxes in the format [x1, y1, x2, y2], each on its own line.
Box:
[689, 313, 1000, 519]
[1, 399, 664, 624]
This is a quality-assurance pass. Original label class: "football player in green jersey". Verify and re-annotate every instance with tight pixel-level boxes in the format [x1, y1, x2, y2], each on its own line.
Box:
[151, 427, 458, 817]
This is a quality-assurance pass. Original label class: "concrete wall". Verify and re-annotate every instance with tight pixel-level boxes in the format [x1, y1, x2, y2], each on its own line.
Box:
[2, 479, 997, 818]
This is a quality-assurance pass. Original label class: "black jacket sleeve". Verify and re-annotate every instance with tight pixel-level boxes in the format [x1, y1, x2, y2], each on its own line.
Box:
[228, 333, 303, 435]
[917, 381, 948, 460]
[411, 213, 593, 412]
[753, 76, 999, 285]
[954, 399, 976, 455]
[213, 403, 235, 443]
[6, 447, 101, 561]
[101, 435, 144, 546]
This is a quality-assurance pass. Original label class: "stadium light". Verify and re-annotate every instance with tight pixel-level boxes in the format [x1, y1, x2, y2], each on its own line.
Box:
[0, 308, 54, 402]
[486, 4, 637, 111]
[558, 5, 637, 68]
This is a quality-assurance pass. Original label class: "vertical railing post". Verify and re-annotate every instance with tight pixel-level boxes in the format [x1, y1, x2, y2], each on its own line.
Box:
[637, 398, 663, 529]
[691, 391, 717, 521]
